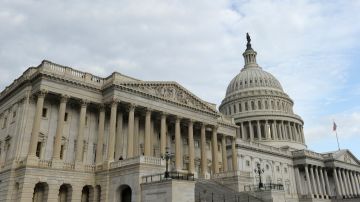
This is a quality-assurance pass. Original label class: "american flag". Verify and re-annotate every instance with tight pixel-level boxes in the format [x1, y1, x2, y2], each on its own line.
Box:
[333, 121, 337, 132]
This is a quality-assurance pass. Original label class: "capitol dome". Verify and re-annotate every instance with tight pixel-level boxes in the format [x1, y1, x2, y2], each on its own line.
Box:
[219, 34, 306, 150]
[225, 65, 284, 97]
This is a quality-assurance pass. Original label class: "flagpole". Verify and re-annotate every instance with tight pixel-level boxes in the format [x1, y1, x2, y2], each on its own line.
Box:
[335, 130, 340, 151]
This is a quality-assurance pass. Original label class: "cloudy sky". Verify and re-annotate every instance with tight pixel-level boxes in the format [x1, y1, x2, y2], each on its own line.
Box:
[1, 0, 360, 157]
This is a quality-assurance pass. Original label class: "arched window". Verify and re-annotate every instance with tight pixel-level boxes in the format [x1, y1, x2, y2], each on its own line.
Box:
[265, 100, 269, 109]
[258, 101, 262, 110]
[251, 101, 255, 110]
[245, 102, 249, 111]
[239, 103, 242, 112]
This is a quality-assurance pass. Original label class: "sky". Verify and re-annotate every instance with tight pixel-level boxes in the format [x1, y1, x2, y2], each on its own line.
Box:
[1, 0, 360, 157]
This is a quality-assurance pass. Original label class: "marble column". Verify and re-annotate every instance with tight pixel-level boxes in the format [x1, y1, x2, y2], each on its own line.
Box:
[315, 167, 323, 197]
[127, 104, 135, 158]
[354, 173, 360, 196]
[350, 171, 358, 196]
[249, 122, 254, 141]
[310, 165, 317, 197]
[337, 168, 345, 198]
[115, 112, 123, 160]
[273, 122, 278, 140]
[221, 135, 228, 172]
[287, 123, 292, 141]
[324, 169, 330, 196]
[231, 137, 238, 171]
[319, 168, 326, 196]
[305, 165, 313, 196]
[200, 124, 207, 177]
[333, 168, 342, 197]
[133, 117, 139, 156]
[300, 126, 305, 143]
[265, 120, 270, 139]
[257, 121, 261, 140]
[95, 105, 105, 165]
[28, 91, 46, 157]
[188, 120, 195, 174]
[52, 95, 68, 160]
[175, 116, 181, 171]
[144, 108, 151, 156]
[355, 172, 360, 196]
[211, 126, 219, 174]
[75, 100, 87, 162]
[160, 113, 167, 157]
[340, 169, 348, 197]
[107, 101, 118, 161]
[240, 122, 245, 141]
[295, 167, 303, 195]
[346, 170, 354, 196]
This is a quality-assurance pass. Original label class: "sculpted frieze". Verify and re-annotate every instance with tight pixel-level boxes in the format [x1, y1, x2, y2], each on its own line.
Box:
[122, 83, 215, 113]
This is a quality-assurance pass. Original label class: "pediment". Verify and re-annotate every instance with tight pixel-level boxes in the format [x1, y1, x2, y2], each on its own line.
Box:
[117, 81, 218, 114]
[333, 150, 360, 166]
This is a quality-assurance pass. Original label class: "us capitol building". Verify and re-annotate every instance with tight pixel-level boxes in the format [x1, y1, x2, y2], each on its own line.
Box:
[0, 35, 359, 202]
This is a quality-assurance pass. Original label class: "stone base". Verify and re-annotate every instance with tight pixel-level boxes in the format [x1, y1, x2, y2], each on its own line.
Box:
[75, 162, 84, 170]
[252, 189, 286, 202]
[141, 179, 195, 202]
[51, 159, 63, 169]
[24, 155, 39, 167]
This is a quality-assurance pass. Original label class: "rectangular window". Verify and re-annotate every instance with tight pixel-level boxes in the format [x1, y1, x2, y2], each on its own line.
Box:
[42, 108, 47, 118]
[36, 142, 42, 157]
[183, 138, 189, 145]
[60, 145, 64, 160]
[194, 140, 200, 148]
[12, 111, 16, 118]
[64, 112, 68, 122]
[276, 166, 280, 172]
[246, 160, 250, 166]
[2, 117, 7, 128]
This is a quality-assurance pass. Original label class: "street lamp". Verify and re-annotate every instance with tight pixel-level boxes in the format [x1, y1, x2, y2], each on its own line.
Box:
[254, 163, 264, 189]
[164, 147, 174, 178]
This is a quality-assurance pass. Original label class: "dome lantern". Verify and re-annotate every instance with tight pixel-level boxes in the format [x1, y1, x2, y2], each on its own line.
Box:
[242, 33, 259, 69]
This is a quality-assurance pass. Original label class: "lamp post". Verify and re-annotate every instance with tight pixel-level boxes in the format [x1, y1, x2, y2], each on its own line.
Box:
[164, 147, 173, 178]
[254, 163, 264, 189]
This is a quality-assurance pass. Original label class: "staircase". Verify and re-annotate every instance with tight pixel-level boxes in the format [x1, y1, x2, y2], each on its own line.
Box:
[195, 179, 263, 202]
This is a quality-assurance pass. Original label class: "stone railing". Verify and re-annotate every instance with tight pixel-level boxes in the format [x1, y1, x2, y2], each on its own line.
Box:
[40, 60, 104, 87]
[110, 156, 165, 169]
[212, 170, 251, 179]
[38, 159, 52, 168]
[292, 150, 323, 159]
[63, 162, 75, 170]
[240, 141, 292, 156]
[84, 164, 96, 172]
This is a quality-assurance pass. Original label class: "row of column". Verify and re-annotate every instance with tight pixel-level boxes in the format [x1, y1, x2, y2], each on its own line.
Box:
[333, 167, 360, 198]
[238, 120, 304, 143]
[301, 165, 330, 199]
[27, 92, 239, 175]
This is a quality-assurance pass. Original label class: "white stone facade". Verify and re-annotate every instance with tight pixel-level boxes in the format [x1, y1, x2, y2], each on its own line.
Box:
[0, 37, 359, 202]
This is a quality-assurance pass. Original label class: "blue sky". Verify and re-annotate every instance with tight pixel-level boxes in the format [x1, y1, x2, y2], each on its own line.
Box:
[0, 0, 359, 157]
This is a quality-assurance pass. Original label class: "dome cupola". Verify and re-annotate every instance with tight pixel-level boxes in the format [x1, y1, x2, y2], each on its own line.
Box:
[219, 33, 306, 150]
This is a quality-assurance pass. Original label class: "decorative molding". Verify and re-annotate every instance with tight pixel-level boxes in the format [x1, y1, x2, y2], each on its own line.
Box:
[120, 83, 216, 114]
